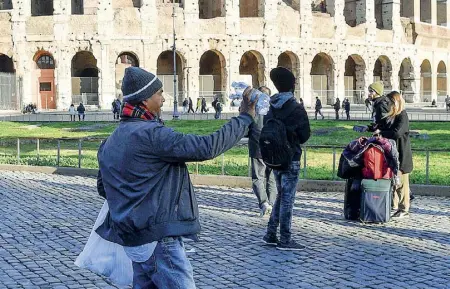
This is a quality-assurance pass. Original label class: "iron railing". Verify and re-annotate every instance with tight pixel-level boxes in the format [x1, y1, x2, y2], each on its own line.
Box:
[0, 137, 448, 186]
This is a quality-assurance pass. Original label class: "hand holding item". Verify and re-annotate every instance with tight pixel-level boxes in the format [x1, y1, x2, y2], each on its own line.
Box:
[239, 86, 258, 119]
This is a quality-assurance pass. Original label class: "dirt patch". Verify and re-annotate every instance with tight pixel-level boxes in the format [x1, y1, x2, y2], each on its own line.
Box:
[18, 124, 42, 130]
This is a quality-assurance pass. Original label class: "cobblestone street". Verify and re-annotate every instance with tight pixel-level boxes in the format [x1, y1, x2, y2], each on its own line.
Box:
[0, 171, 449, 289]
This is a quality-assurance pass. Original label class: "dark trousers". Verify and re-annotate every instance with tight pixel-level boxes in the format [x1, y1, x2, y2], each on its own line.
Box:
[78, 113, 85, 121]
[251, 158, 277, 208]
[267, 161, 300, 244]
[345, 110, 350, 120]
[335, 110, 339, 120]
[315, 109, 324, 119]
[188, 106, 194, 113]
[113, 112, 119, 119]
[70, 115, 75, 121]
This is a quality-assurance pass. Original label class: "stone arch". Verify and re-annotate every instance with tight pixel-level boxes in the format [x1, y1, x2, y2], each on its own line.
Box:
[310, 52, 335, 105]
[398, 58, 415, 103]
[420, 59, 432, 102]
[33, 50, 56, 69]
[373, 55, 392, 91]
[0, 54, 14, 73]
[278, 51, 300, 96]
[420, 0, 431, 23]
[199, 0, 225, 19]
[437, 61, 447, 101]
[199, 50, 227, 102]
[239, 50, 265, 88]
[71, 51, 99, 105]
[240, 0, 263, 17]
[375, 0, 393, 30]
[115, 52, 139, 100]
[33, 51, 56, 109]
[344, 55, 366, 104]
[157, 50, 185, 104]
[31, 0, 53, 16]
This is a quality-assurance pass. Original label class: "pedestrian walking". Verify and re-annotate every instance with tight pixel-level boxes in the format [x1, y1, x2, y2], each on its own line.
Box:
[344, 98, 351, 120]
[77, 103, 86, 121]
[334, 97, 341, 120]
[182, 98, 188, 113]
[96, 67, 258, 288]
[378, 91, 413, 219]
[201, 97, 208, 113]
[215, 101, 223, 119]
[299, 98, 304, 109]
[188, 97, 194, 113]
[195, 97, 202, 113]
[314, 97, 324, 120]
[69, 104, 76, 121]
[261, 67, 311, 251]
[247, 86, 277, 217]
[112, 98, 121, 120]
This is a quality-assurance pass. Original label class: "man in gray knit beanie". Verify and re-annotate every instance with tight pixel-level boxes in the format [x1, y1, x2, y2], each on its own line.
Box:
[95, 67, 258, 288]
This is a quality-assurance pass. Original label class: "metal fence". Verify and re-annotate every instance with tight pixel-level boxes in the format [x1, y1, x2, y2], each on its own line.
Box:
[0, 73, 20, 110]
[0, 138, 447, 186]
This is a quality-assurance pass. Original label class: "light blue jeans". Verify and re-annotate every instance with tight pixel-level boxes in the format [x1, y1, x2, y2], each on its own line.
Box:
[131, 237, 196, 289]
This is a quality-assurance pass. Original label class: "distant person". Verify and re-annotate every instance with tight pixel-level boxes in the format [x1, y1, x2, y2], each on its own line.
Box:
[215, 100, 223, 119]
[112, 99, 121, 120]
[333, 97, 341, 120]
[431, 99, 436, 107]
[247, 86, 276, 217]
[182, 98, 188, 113]
[195, 97, 202, 113]
[77, 103, 86, 121]
[299, 98, 304, 109]
[378, 91, 413, 219]
[314, 97, 324, 120]
[201, 97, 208, 113]
[344, 98, 351, 120]
[188, 97, 194, 113]
[446, 95, 450, 112]
[69, 104, 76, 122]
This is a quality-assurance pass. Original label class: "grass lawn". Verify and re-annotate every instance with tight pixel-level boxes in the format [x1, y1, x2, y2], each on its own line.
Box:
[0, 120, 449, 185]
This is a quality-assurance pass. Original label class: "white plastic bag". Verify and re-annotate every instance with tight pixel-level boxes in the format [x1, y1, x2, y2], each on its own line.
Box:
[75, 201, 133, 287]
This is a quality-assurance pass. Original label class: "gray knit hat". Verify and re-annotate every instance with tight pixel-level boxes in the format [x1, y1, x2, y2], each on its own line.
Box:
[122, 67, 163, 104]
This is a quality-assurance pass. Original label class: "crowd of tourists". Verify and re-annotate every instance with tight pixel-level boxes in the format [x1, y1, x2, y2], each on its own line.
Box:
[76, 65, 413, 288]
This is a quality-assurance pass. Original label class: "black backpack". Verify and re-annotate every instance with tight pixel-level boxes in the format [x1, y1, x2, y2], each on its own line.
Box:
[259, 107, 294, 170]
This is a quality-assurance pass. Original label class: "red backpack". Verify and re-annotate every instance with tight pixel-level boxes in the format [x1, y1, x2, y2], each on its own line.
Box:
[362, 146, 393, 180]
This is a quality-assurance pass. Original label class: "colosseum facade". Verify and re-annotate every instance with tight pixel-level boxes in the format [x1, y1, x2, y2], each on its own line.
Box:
[0, 0, 449, 111]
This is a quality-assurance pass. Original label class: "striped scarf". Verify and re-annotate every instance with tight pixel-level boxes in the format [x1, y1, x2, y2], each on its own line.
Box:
[120, 102, 156, 121]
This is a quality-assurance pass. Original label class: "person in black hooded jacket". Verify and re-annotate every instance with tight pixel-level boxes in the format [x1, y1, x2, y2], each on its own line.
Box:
[261, 67, 311, 251]
[378, 91, 413, 219]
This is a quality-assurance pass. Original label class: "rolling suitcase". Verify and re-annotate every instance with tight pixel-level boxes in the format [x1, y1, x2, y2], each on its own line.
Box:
[344, 179, 362, 220]
[360, 179, 392, 223]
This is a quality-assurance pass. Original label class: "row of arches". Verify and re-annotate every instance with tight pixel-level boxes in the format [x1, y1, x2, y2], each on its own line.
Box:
[0, 50, 448, 110]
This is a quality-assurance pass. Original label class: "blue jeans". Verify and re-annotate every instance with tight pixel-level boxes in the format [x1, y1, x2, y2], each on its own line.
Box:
[267, 161, 300, 244]
[131, 237, 196, 289]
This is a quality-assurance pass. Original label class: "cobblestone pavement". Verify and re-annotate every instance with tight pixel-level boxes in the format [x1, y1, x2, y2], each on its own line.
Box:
[1, 171, 450, 289]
